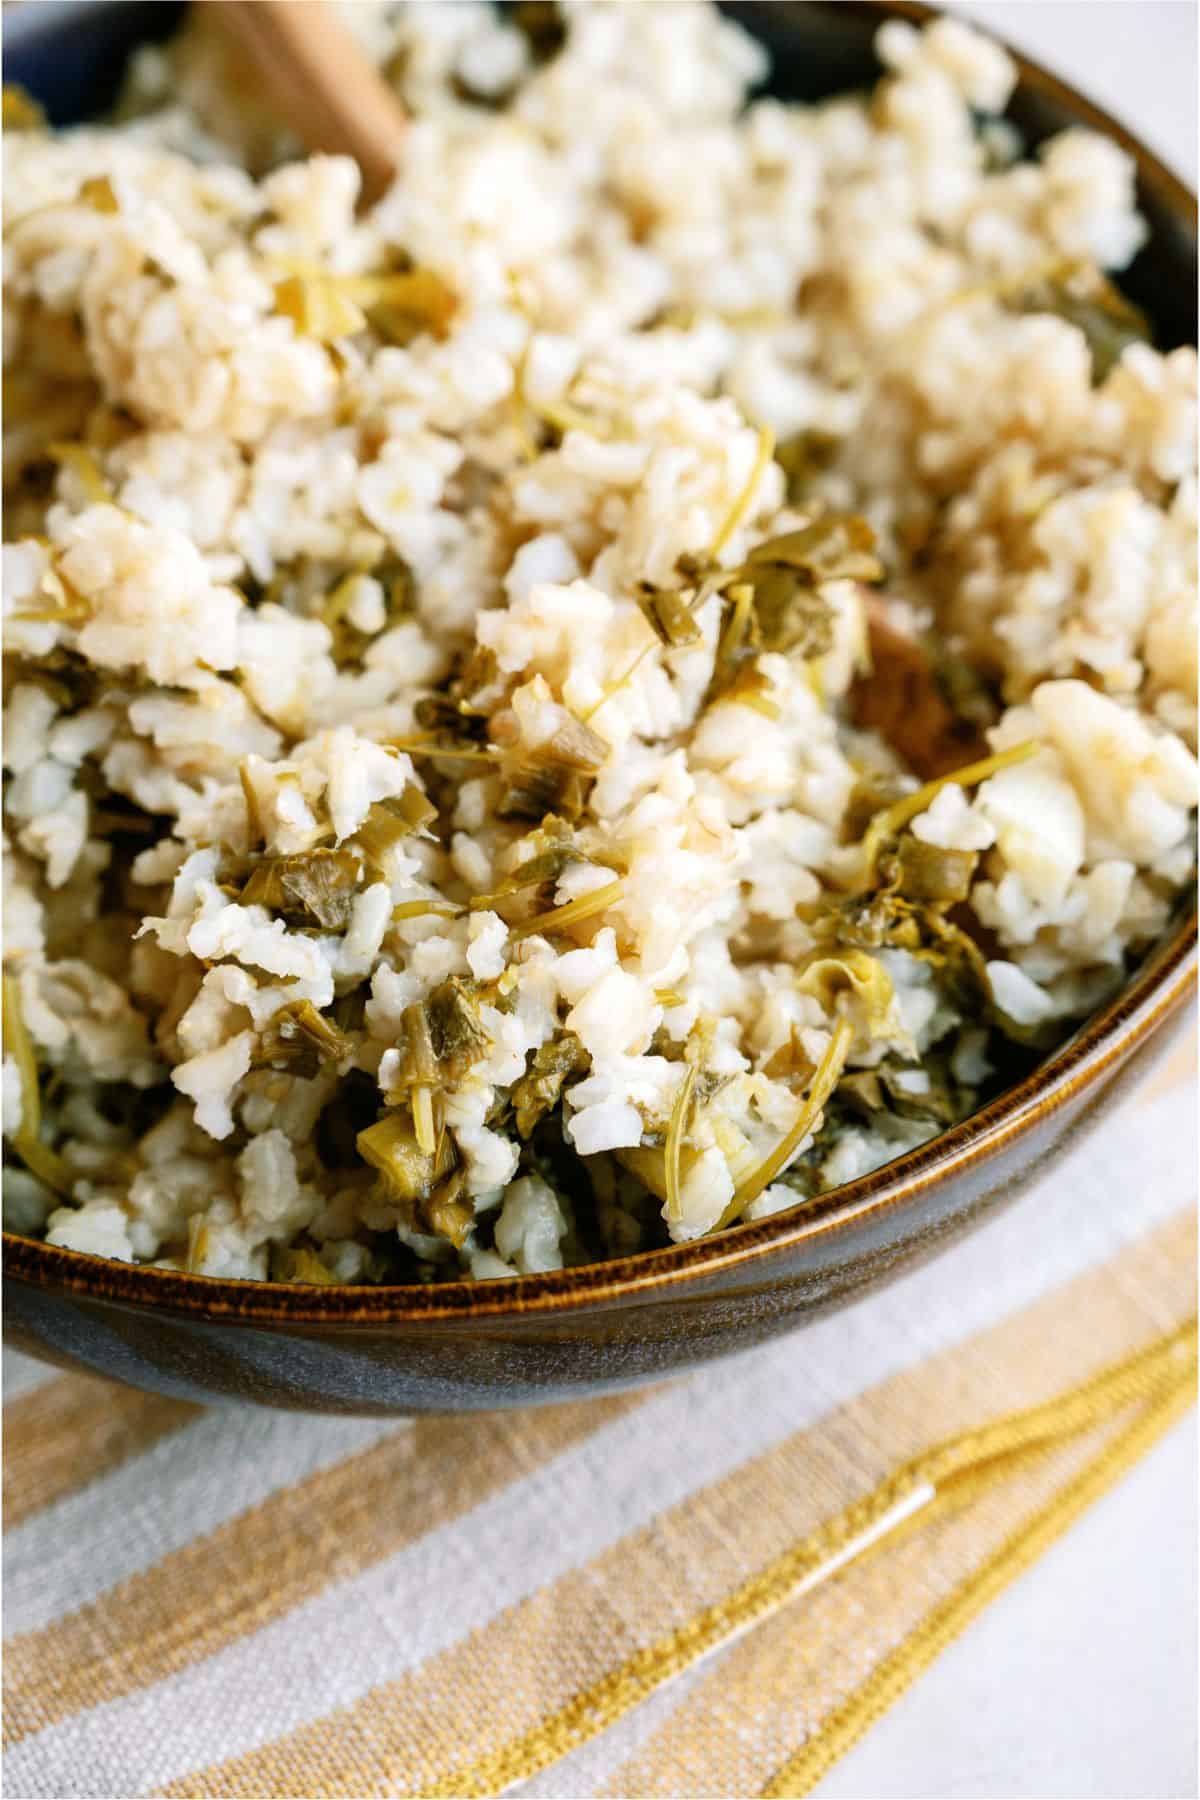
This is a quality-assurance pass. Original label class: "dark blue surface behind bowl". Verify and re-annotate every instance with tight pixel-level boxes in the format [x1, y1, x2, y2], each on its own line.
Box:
[4, 1, 184, 125]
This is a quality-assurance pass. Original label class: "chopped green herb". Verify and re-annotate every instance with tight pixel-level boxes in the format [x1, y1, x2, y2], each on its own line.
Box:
[663, 1062, 698, 1226]
[745, 567, 836, 658]
[9, 561, 92, 627]
[796, 949, 896, 1037]
[78, 176, 119, 214]
[718, 1015, 855, 1225]
[357, 1108, 457, 1200]
[838, 889, 992, 1015]
[321, 560, 412, 665]
[536, 713, 610, 772]
[360, 268, 459, 345]
[353, 786, 437, 865]
[239, 762, 265, 849]
[423, 1168, 474, 1247]
[392, 899, 465, 922]
[635, 583, 703, 648]
[718, 663, 781, 718]
[511, 1033, 590, 1138]
[275, 268, 457, 346]
[392, 738, 498, 764]
[270, 1244, 340, 1284]
[496, 763, 588, 822]
[2, 86, 47, 133]
[882, 1061, 962, 1126]
[857, 739, 1039, 884]
[47, 442, 112, 505]
[494, 713, 607, 822]
[510, 878, 624, 941]
[411, 1084, 437, 1155]
[254, 1000, 352, 1076]
[711, 424, 776, 558]
[775, 430, 839, 501]
[2, 974, 72, 1194]
[388, 1002, 438, 1092]
[470, 843, 581, 909]
[426, 977, 493, 1079]
[885, 835, 978, 905]
[274, 273, 367, 341]
[837, 1069, 886, 1115]
[240, 848, 364, 930]
[745, 515, 883, 585]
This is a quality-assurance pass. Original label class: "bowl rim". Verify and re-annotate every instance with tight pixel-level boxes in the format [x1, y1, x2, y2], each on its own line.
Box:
[5, 912, 1195, 1319]
[3, 0, 1197, 1325]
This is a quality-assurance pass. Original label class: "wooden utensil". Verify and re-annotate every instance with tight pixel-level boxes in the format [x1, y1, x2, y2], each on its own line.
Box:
[202, 0, 406, 204]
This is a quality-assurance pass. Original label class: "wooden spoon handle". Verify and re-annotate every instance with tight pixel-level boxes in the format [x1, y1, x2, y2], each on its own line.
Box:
[203, 0, 406, 204]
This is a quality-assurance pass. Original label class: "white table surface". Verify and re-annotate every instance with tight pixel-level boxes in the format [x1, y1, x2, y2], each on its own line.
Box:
[823, 7, 1198, 1796]
[960, 0, 1197, 186]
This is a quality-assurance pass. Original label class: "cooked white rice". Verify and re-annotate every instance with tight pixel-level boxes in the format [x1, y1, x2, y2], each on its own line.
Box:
[2, 2, 1196, 1283]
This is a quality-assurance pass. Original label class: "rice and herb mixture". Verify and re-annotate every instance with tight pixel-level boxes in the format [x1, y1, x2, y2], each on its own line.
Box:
[2, 4, 1196, 1284]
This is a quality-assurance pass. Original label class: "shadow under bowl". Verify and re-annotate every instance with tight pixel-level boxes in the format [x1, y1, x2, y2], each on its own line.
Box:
[3, 0, 1196, 1413]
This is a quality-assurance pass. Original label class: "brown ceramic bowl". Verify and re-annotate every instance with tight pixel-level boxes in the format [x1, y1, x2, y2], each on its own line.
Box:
[4, 1, 1197, 1413]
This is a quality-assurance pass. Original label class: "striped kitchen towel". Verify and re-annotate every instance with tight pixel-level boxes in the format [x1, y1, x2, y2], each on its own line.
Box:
[4, 1034, 1195, 1799]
